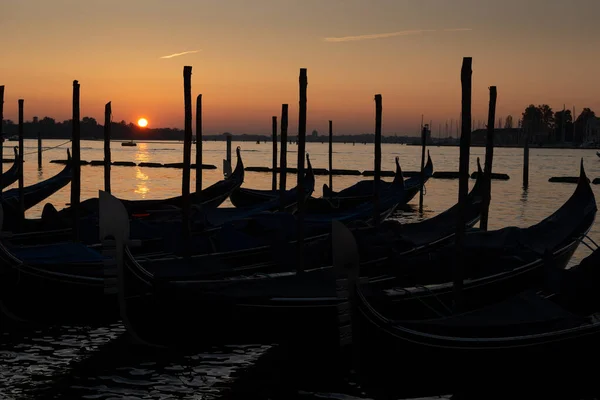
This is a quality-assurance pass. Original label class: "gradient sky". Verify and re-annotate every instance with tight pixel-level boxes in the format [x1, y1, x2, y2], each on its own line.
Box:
[2, 0, 599, 136]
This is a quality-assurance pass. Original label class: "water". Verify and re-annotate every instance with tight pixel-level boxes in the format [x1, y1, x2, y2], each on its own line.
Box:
[2, 140, 600, 399]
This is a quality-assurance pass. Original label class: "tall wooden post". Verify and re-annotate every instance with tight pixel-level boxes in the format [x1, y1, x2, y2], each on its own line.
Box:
[418, 125, 427, 213]
[373, 94, 382, 227]
[279, 104, 288, 212]
[481, 86, 497, 231]
[182, 66, 193, 254]
[37, 132, 42, 169]
[296, 68, 307, 272]
[226, 135, 232, 165]
[104, 102, 112, 193]
[454, 57, 472, 312]
[0, 86, 4, 198]
[195, 94, 202, 192]
[523, 125, 530, 189]
[18, 99, 25, 227]
[328, 120, 333, 196]
[271, 116, 277, 191]
[71, 81, 81, 242]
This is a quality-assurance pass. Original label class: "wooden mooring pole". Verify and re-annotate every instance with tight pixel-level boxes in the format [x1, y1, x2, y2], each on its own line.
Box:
[480, 86, 497, 231]
[296, 68, 307, 272]
[0, 86, 4, 198]
[18, 99, 25, 227]
[104, 102, 112, 193]
[272, 115, 277, 191]
[37, 132, 42, 169]
[196, 94, 202, 192]
[226, 135, 232, 175]
[373, 94, 382, 227]
[454, 57, 472, 312]
[523, 126, 530, 189]
[182, 66, 193, 255]
[328, 120, 333, 197]
[418, 125, 427, 213]
[71, 81, 81, 242]
[279, 104, 288, 212]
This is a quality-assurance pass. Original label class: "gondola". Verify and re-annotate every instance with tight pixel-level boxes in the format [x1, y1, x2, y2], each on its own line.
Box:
[0, 169, 483, 327]
[352, 234, 600, 396]
[33, 147, 246, 234]
[100, 189, 350, 347]
[1, 148, 20, 190]
[367, 159, 596, 320]
[125, 146, 245, 212]
[0, 204, 115, 325]
[229, 157, 315, 211]
[322, 152, 434, 205]
[0, 150, 73, 232]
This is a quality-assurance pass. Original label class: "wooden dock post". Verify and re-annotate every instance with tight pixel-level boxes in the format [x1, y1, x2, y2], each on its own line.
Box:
[0, 86, 5, 198]
[195, 94, 202, 192]
[523, 125, 530, 189]
[373, 94, 382, 227]
[272, 115, 277, 191]
[418, 125, 427, 213]
[18, 99, 25, 227]
[104, 102, 112, 193]
[37, 132, 42, 169]
[296, 68, 307, 272]
[226, 134, 232, 175]
[182, 66, 193, 254]
[71, 81, 81, 242]
[480, 86, 497, 231]
[328, 120, 333, 196]
[279, 104, 288, 212]
[454, 57, 472, 312]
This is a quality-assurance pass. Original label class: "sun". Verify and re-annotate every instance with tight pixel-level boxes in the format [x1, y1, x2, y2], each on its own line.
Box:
[137, 118, 148, 128]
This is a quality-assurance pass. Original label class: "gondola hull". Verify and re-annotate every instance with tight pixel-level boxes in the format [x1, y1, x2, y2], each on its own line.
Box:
[0, 243, 118, 326]
[354, 288, 600, 397]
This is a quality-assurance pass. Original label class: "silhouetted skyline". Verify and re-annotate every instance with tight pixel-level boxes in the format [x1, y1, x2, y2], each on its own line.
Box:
[2, 0, 599, 135]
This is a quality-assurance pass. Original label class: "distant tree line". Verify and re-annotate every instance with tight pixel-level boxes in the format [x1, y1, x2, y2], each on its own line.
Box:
[517, 105, 597, 144]
[0, 117, 187, 141]
[0, 117, 425, 144]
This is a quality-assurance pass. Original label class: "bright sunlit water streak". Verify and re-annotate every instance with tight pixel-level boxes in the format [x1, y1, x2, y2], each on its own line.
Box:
[2, 139, 600, 399]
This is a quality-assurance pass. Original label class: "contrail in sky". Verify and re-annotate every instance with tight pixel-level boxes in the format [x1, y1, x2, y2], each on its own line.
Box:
[324, 28, 472, 42]
[160, 50, 200, 59]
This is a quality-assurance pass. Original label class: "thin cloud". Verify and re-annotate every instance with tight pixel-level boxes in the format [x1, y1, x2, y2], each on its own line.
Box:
[324, 28, 472, 42]
[443, 28, 473, 32]
[324, 30, 434, 42]
[160, 50, 200, 59]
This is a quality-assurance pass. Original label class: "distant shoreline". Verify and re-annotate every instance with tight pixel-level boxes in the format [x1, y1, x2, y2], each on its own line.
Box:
[10, 137, 596, 150]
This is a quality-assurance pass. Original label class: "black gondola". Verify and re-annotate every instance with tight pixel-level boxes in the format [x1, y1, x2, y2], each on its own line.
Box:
[322, 152, 434, 205]
[369, 159, 596, 319]
[229, 156, 315, 211]
[1, 148, 20, 190]
[0, 150, 72, 232]
[0, 168, 481, 327]
[352, 232, 600, 397]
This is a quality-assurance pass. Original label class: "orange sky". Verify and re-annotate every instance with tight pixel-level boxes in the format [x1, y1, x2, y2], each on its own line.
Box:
[2, 0, 599, 136]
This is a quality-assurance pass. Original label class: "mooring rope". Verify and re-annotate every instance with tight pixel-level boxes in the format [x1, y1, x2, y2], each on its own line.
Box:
[21, 139, 72, 156]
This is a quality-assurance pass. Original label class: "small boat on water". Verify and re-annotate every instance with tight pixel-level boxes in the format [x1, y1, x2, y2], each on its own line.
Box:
[122, 140, 137, 147]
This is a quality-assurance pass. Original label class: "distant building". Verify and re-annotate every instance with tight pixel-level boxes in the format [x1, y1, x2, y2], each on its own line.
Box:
[471, 128, 522, 146]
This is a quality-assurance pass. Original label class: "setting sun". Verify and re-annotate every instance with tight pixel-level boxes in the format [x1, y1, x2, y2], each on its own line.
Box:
[137, 118, 148, 128]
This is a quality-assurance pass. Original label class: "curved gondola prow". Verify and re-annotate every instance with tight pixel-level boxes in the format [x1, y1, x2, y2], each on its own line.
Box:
[304, 153, 315, 196]
[99, 190, 160, 348]
[231, 146, 245, 184]
[392, 157, 402, 185]
[0, 148, 20, 190]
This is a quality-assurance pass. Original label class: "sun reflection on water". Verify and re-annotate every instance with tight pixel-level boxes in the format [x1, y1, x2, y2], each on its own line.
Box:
[134, 143, 150, 197]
